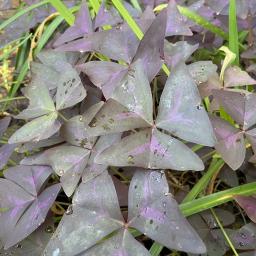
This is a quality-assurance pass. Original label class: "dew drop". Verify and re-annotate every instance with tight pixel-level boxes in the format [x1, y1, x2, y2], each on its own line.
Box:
[240, 232, 247, 239]
[196, 104, 203, 110]
[65, 205, 73, 215]
[45, 225, 54, 233]
[16, 244, 22, 249]
[239, 241, 245, 247]
[59, 170, 64, 176]
[149, 219, 154, 224]
[127, 155, 134, 164]
[79, 116, 83, 122]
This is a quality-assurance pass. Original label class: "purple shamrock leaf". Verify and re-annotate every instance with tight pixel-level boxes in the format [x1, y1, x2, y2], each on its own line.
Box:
[95, 128, 204, 171]
[235, 196, 256, 224]
[128, 170, 206, 254]
[0, 165, 60, 249]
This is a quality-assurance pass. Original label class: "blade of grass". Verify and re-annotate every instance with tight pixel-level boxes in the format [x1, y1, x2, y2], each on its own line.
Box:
[48, 0, 75, 25]
[88, 0, 100, 15]
[211, 209, 239, 256]
[229, 0, 239, 65]
[111, 0, 170, 76]
[0, 0, 49, 31]
[149, 242, 164, 256]
[180, 182, 256, 217]
[182, 158, 224, 203]
[130, 0, 142, 11]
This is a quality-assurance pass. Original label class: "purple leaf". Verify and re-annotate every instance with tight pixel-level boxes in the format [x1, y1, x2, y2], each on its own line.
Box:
[55, 64, 86, 110]
[0, 166, 60, 249]
[211, 116, 245, 170]
[165, 0, 192, 37]
[0, 144, 16, 169]
[87, 99, 151, 137]
[22, 145, 90, 197]
[8, 112, 61, 144]
[128, 170, 206, 254]
[133, 8, 167, 82]
[95, 128, 204, 171]
[235, 196, 256, 223]
[230, 223, 256, 250]
[224, 66, 256, 88]
[164, 41, 198, 68]
[44, 172, 123, 255]
[82, 133, 121, 183]
[83, 229, 150, 256]
[0, 116, 11, 137]
[188, 61, 218, 85]
[156, 63, 216, 146]
[3, 165, 52, 196]
[15, 80, 55, 119]
[4, 184, 61, 249]
[213, 89, 256, 130]
[60, 102, 104, 148]
[111, 60, 154, 124]
[78, 61, 128, 99]
[94, 2, 122, 29]
[54, 2, 93, 46]
[56, 29, 138, 63]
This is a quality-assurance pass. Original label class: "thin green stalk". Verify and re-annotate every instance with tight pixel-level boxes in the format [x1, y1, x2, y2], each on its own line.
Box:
[48, 0, 75, 25]
[0, 0, 49, 31]
[211, 209, 239, 256]
[229, 0, 239, 65]
[182, 158, 224, 203]
[180, 182, 256, 217]
[111, 0, 170, 76]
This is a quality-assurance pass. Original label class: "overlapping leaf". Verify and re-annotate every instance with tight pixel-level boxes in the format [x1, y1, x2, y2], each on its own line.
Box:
[44, 170, 206, 255]
[0, 165, 61, 249]
[0, 117, 16, 169]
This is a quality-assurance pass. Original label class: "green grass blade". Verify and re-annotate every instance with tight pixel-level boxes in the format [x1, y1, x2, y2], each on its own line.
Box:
[111, 0, 144, 40]
[48, 0, 75, 25]
[182, 158, 224, 203]
[229, 0, 239, 65]
[88, 0, 100, 14]
[149, 242, 164, 256]
[130, 0, 142, 11]
[0, 0, 49, 31]
[177, 5, 228, 40]
[180, 182, 256, 217]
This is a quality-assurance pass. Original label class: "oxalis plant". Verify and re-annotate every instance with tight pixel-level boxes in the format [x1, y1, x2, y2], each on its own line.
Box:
[2, 0, 256, 255]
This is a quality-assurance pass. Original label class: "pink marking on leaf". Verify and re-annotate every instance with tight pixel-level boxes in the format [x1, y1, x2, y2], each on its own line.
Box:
[150, 135, 169, 157]
[225, 133, 241, 149]
[114, 112, 140, 121]
[140, 206, 165, 224]
[128, 142, 150, 156]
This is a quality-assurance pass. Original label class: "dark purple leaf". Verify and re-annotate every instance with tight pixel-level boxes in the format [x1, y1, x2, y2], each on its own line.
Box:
[133, 8, 167, 82]
[213, 89, 256, 130]
[95, 128, 204, 171]
[235, 196, 256, 223]
[43, 172, 123, 255]
[156, 63, 216, 146]
[94, 2, 122, 29]
[165, 0, 192, 37]
[54, 2, 93, 46]
[128, 170, 206, 254]
[211, 116, 245, 170]
[0, 144, 16, 169]
[0, 116, 11, 137]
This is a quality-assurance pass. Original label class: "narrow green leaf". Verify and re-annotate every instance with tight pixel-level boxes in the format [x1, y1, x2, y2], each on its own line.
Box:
[88, 0, 100, 14]
[149, 242, 164, 256]
[48, 0, 75, 25]
[229, 0, 239, 65]
[130, 0, 142, 11]
[182, 158, 224, 203]
[180, 182, 256, 217]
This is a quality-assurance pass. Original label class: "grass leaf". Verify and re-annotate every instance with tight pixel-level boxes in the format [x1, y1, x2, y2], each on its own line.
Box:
[229, 0, 239, 65]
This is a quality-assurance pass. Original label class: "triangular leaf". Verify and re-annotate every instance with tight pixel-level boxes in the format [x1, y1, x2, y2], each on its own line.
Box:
[128, 170, 206, 254]
[156, 63, 216, 146]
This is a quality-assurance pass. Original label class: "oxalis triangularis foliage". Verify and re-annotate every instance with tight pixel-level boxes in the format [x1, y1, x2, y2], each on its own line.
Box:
[2, 0, 256, 255]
